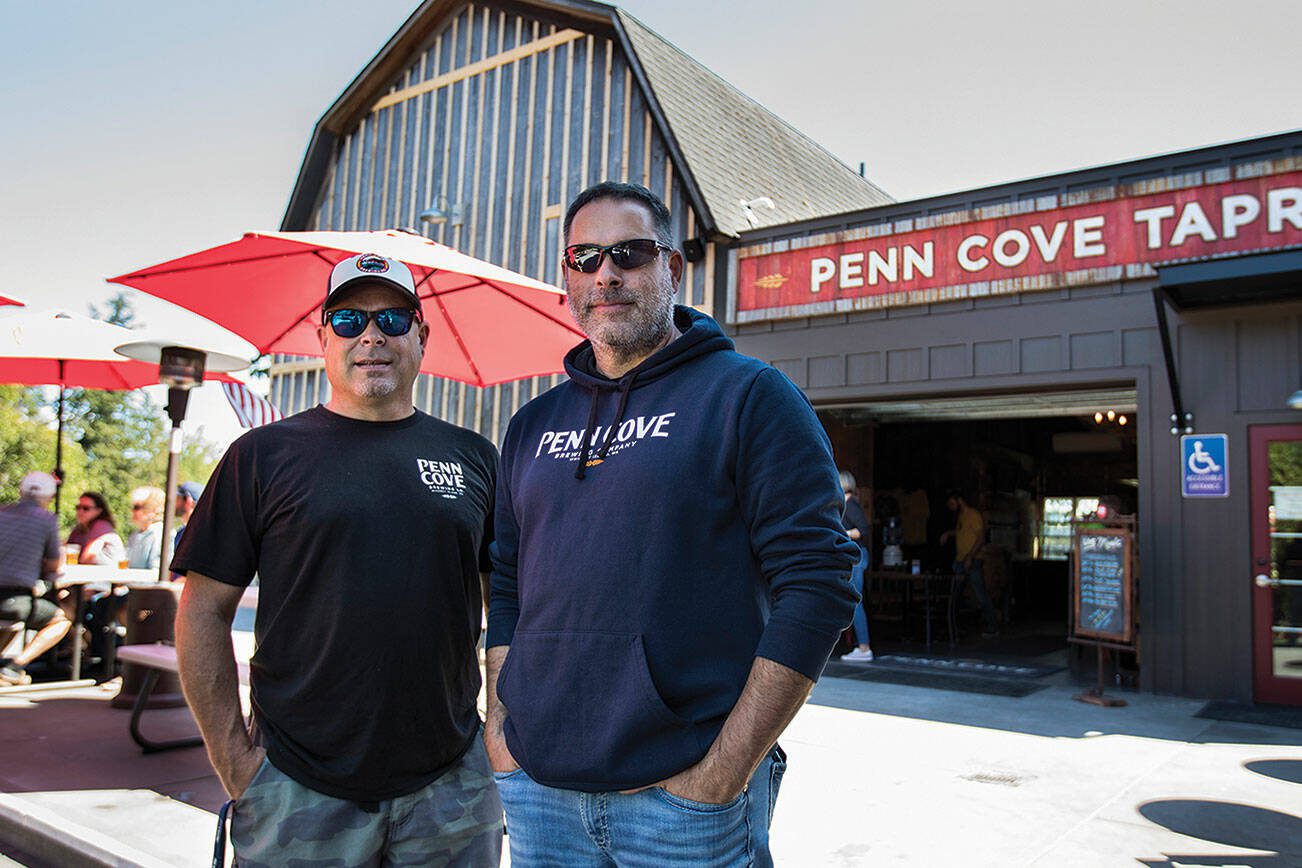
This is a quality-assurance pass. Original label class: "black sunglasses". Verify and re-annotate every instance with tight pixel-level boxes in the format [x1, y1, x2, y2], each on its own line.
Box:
[324, 307, 421, 338]
[563, 239, 673, 274]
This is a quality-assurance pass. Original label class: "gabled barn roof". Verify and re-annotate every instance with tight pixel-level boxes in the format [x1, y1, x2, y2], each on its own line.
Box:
[282, 0, 892, 238]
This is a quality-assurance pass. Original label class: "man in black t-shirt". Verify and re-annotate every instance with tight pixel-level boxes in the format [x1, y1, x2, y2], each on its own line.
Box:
[173, 253, 503, 865]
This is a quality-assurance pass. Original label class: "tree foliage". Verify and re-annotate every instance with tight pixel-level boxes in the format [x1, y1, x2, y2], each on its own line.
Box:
[1, 294, 225, 531]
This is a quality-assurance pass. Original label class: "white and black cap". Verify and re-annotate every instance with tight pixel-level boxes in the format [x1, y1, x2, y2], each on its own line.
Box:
[325, 253, 420, 311]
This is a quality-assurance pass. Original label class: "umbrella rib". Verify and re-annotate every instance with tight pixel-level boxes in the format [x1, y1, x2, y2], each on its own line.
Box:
[479, 279, 586, 337]
[259, 250, 340, 352]
[430, 293, 485, 387]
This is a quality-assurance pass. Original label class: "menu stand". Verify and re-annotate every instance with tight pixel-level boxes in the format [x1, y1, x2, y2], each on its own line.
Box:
[1069, 522, 1136, 709]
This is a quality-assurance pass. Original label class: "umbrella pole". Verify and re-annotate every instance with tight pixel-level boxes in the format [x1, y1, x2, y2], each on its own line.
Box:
[55, 366, 65, 515]
[157, 388, 188, 583]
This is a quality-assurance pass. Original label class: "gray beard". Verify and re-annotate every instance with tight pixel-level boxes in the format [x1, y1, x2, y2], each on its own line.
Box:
[355, 379, 398, 399]
[573, 289, 675, 370]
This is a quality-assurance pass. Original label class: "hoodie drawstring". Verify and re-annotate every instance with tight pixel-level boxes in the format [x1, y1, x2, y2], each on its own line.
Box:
[596, 374, 636, 463]
[574, 372, 637, 480]
[573, 387, 603, 480]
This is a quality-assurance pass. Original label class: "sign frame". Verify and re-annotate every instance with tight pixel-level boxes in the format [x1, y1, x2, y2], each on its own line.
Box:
[730, 159, 1302, 324]
[1181, 433, 1230, 498]
[1072, 527, 1135, 646]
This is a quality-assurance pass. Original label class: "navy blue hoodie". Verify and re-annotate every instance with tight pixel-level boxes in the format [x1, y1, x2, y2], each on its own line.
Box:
[488, 306, 858, 792]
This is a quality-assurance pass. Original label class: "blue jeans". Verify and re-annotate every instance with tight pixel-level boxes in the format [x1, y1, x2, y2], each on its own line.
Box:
[954, 559, 998, 631]
[849, 547, 871, 647]
[495, 746, 787, 867]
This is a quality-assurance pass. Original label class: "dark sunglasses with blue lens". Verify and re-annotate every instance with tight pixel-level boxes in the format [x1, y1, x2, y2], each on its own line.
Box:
[324, 307, 421, 338]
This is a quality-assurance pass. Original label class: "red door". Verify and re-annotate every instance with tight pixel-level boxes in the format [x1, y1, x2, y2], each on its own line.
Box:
[1251, 424, 1302, 705]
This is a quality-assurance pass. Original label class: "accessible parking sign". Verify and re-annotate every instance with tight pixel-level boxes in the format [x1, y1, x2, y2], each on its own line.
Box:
[1181, 434, 1229, 498]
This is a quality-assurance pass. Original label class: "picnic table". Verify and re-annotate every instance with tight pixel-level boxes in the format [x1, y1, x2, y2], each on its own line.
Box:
[55, 565, 161, 682]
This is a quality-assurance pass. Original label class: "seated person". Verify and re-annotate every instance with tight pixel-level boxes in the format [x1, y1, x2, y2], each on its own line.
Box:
[66, 491, 125, 565]
[0, 472, 71, 686]
[125, 486, 166, 569]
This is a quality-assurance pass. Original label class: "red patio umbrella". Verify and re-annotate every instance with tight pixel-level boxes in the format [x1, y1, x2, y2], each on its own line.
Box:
[109, 230, 584, 387]
[0, 308, 242, 509]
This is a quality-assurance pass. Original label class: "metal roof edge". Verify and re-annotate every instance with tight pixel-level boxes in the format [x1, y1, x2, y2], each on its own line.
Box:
[734, 128, 1302, 245]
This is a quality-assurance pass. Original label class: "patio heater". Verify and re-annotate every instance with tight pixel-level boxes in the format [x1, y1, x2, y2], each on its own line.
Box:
[115, 341, 248, 581]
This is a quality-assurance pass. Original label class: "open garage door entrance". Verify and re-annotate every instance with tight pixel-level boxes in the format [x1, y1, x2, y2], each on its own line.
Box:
[819, 386, 1140, 679]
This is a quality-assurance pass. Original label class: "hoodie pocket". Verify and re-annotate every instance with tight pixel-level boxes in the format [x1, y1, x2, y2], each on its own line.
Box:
[497, 630, 695, 787]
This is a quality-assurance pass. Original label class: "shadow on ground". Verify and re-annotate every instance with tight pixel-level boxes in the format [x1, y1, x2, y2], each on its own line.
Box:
[810, 671, 1302, 747]
[1135, 798, 1302, 867]
[0, 686, 223, 812]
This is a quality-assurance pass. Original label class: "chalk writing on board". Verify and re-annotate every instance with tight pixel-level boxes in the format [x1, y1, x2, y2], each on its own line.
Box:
[1075, 531, 1130, 642]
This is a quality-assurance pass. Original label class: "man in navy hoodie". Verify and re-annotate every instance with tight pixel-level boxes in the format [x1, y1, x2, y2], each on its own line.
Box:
[486, 182, 859, 865]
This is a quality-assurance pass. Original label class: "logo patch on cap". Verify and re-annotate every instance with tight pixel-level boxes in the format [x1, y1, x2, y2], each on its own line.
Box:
[356, 254, 390, 274]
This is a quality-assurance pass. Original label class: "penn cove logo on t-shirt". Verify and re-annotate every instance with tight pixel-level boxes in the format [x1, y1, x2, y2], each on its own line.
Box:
[417, 458, 467, 499]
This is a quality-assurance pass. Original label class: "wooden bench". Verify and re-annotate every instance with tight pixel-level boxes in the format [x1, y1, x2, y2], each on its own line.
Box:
[115, 643, 250, 753]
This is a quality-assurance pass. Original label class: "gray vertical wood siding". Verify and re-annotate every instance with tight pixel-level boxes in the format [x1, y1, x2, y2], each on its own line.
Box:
[272, 2, 716, 443]
[725, 138, 1302, 702]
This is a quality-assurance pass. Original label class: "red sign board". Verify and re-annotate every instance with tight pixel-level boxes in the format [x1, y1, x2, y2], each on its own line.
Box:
[733, 164, 1302, 322]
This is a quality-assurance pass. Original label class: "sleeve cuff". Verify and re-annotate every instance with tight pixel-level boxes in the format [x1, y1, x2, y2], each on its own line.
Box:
[754, 617, 843, 682]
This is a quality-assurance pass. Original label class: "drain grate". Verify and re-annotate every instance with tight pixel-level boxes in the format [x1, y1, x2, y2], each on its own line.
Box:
[962, 771, 1026, 787]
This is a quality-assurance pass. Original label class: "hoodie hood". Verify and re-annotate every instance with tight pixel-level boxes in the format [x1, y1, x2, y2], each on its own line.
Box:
[563, 306, 734, 392]
[562, 307, 733, 478]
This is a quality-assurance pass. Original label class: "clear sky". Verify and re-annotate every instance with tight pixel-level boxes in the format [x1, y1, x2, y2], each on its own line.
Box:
[2, 0, 1297, 445]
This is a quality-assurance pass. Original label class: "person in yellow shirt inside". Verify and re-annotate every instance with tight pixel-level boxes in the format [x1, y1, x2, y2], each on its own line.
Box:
[940, 489, 999, 637]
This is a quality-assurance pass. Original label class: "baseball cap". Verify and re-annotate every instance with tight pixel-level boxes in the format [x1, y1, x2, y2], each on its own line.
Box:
[20, 471, 58, 498]
[177, 481, 205, 502]
[325, 253, 420, 312]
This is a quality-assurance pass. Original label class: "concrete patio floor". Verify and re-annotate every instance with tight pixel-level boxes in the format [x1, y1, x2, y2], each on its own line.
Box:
[0, 669, 1299, 866]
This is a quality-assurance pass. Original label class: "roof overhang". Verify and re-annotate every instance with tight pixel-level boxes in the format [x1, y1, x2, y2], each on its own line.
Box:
[818, 386, 1138, 424]
[1156, 248, 1302, 309]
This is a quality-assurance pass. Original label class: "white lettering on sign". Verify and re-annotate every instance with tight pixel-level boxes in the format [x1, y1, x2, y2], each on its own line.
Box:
[993, 229, 1030, 268]
[1220, 194, 1260, 239]
[958, 234, 989, 272]
[770, 175, 1302, 303]
[1268, 187, 1302, 232]
[903, 242, 935, 279]
[1073, 216, 1106, 257]
[867, 248, 897, 285]
[810, 258, 835, 293]
[1030, 222, 1068, 261]
[839, 252, 864, 289]
[1170, 202, 1218, 246]
[1134, 205, 1176, 249]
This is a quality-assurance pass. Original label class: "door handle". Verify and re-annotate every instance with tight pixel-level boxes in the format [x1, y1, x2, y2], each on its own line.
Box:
[1256, 574, 1302, 588]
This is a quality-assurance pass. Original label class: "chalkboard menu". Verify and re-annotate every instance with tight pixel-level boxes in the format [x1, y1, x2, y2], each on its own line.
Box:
[1073, 528, 1133, 644]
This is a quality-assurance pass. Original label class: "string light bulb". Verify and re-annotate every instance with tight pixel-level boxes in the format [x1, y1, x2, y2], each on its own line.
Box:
[1106, 410, 1116, 422]
[1094, 412, 1104, 424]
[1118, 415, 1128, 426]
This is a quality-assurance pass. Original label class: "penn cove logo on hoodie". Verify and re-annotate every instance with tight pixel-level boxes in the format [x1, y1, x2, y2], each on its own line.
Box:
[534, 412, 676, 465]
[416, 458, 467, 498]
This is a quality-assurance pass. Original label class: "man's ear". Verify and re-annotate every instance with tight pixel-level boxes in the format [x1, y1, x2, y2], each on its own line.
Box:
[668, 249, 684, 288]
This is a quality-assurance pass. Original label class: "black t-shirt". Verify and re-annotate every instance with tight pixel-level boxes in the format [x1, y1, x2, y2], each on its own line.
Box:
[173, 406, 497, 801]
